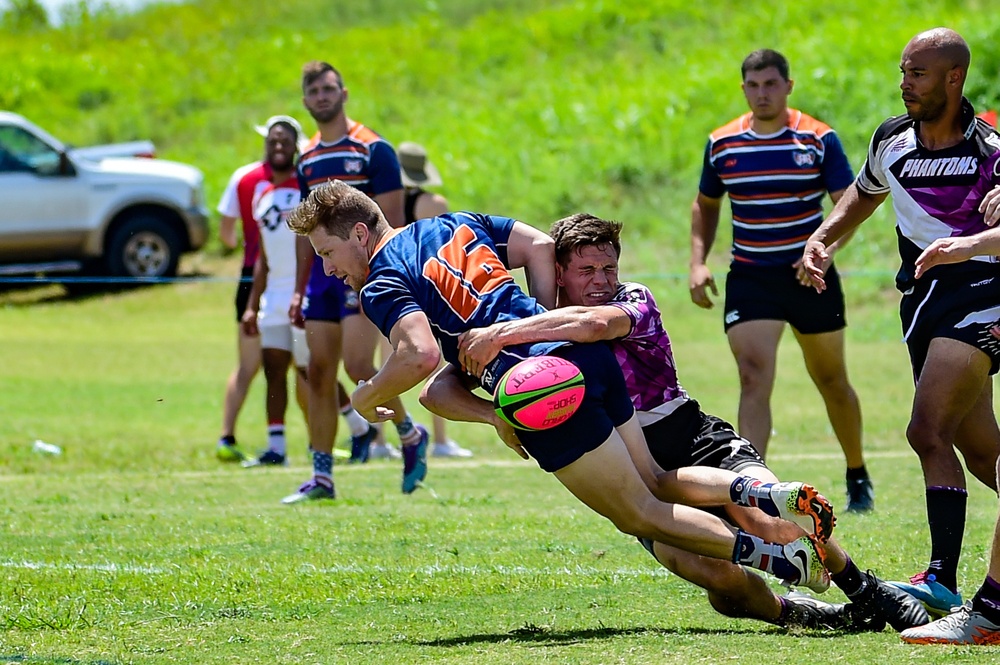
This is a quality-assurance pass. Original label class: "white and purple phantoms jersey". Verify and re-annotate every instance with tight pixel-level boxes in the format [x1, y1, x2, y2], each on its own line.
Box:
[857, 98, 1000, 291]
[607, 282, 690, 426]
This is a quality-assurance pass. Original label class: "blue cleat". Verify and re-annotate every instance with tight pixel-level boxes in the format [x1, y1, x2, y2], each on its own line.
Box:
[401, 425, 429, 494]
[349, 424, 377, 464]
[887, 571, 963, 618]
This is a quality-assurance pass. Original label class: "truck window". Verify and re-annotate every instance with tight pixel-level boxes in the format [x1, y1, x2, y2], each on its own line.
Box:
[0, 126, 62, 175]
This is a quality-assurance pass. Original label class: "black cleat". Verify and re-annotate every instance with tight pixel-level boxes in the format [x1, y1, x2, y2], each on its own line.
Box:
[846, 476, 875, 513]
[780, 595, 857, 631]
[846, 571, 931, 632]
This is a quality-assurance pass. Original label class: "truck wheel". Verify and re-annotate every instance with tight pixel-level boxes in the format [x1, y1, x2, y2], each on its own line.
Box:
[106, 215, 181, 279]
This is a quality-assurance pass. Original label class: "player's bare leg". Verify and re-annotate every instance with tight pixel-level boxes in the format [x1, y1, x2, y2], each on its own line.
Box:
[343, 313, 427, 492]
[795, 327, 871, 512]
[552, 422, 828, 591]
[217, 326, 261, 461]
[282, 320, 341, 503]
[727, 319, 783, 458]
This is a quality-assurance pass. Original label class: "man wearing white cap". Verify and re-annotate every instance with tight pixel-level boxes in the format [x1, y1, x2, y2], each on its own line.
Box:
[215, 116, 303, 462]
[238, 116, 311, 467]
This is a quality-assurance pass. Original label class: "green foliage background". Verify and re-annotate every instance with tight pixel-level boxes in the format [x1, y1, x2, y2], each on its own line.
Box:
[3, 0, 1000, 271]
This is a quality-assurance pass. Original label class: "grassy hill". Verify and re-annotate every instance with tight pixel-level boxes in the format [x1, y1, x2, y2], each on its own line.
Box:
[3, 0, 1000, 271]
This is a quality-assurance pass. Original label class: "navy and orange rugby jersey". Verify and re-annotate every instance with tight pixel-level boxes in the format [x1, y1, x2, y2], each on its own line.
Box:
[699, 109, 855, 267]
[297, 121, 403, 290]
[361, 212, 565, 394]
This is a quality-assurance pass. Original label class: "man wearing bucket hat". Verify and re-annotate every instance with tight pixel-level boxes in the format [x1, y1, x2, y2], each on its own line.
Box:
[215, 115, 305, 463]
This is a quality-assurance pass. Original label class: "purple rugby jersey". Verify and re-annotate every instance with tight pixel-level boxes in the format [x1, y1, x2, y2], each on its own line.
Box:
[607, 282, 690, 424]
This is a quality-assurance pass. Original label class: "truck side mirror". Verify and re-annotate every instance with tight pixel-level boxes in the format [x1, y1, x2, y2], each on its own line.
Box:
[59, 151, 76, 176]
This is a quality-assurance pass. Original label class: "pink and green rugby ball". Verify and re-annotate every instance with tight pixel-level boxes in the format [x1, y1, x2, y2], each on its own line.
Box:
[493, 355, 585, 431]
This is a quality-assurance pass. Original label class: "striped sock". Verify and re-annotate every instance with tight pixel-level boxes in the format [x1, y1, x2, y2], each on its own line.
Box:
[395, 415, 421, 447]
[267, 422, 286, 455]
[729, 477, 779, 517]
[732, 530, 799, 582]
[973, 576, 1000, 624]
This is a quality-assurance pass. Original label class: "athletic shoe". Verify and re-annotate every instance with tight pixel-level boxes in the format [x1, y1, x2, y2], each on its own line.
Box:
[846, 477, 875, 513]
[900, 603, 1000, 645]
[216, 442, 248, 463]
[349, 425, 377, 464]
[781, 595, 855, 631]
[888, 571, 963, 618]
[432, 439, 474, 458]
[846, 570, 930, 632]
[401, 426, 429, 494]
[782, 535, 830, 594]
[369, 442, 402, 460]
[241, 450, 287, 468]
[281, 479, 335, 504]
[769, 481, 837, 543]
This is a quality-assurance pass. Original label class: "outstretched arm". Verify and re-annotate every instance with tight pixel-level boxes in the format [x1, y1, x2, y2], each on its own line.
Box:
[458, 305, 631, 378]
[801, 183, 887, 291]
[420, 364, 527, 459]
[915, 227, 1000, 278]
[350, 311, 440, 421]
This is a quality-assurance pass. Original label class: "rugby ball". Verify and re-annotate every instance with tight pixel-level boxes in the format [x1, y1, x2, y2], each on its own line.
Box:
[493, 355, 585, 431]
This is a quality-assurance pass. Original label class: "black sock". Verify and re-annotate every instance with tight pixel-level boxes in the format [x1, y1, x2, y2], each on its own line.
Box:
[830, 556, 867, 598]
[846, 465, 869, 482]
[972, 576, 1000, 624]
[219, 434, 236, 446]
[925, 486, 968, 593]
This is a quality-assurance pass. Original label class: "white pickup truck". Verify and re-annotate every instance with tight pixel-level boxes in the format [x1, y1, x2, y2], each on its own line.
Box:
[0, 111, 209, 279]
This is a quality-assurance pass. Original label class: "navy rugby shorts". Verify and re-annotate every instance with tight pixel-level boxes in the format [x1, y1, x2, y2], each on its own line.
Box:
[516, 343, 635, 473]
[303, 274, 360, 323]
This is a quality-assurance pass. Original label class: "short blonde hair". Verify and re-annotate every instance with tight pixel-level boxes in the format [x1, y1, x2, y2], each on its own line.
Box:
[287, 180, 381, 239]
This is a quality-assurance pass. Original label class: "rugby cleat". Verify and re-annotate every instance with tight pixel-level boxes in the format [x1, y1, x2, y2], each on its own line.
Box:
[888, 571, 963, 618]
[782, 535, 830, 594]
[349, 424, 377, 464]
[846, 476, 875, 513]
[847, 571, 930, 632]
[781, 595, 855, 631]
[900, 603, 1000, 645]
[281, 479, 335, 504]
[241, 450, 287, 468]
[770, 481, 836, 543]
[216, 442, 248, 463]
[432, 439, 474, 458]
[401, 425, 429, 494]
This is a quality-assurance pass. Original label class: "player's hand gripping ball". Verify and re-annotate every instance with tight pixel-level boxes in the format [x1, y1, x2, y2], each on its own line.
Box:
[493, 355, 585, 431]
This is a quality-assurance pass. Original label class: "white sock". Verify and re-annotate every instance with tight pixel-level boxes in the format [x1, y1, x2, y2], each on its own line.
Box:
[340, 406, 370, 437]
[267, 423, 286, 455]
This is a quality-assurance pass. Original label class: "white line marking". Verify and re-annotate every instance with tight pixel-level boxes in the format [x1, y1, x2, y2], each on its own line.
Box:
[1, 559, 668, 579]
[0, 560, 166, 574]
[0, 449, 916, 483]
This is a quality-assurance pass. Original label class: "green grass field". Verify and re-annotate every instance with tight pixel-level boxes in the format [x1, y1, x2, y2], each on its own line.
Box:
[4, 0, 1000, 662]
[1, 275, 999, 664]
